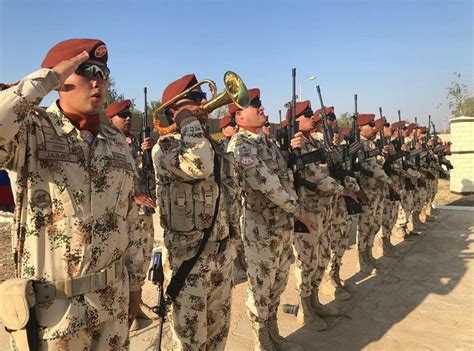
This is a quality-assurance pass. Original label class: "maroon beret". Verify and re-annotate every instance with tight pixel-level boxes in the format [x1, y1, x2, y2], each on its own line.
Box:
[41, 39, 108, 69]
[313, 106, 334, 118]
[390, 120, 406, 131]
[406, 123, 416, 135]
[228, 88, 260, 114]
[105, 99, 132, 118]
[374, 117, 387, 129]
[281, 119, 288, 128]
[219, 115, 233, 129]
[285, 100, 311, 121]
[162, 74, 198, 105]
[418, 126, 427, 134]
[357, 114, 375, 127]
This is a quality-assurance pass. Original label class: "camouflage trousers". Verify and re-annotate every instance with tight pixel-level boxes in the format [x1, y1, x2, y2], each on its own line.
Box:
[164, 246, 234, 350]
[293, 202, 330, 297]
[357, 188, 384, 250]
[138, 213, 155, 275]
[242, 213, 293, 327]
[382, 182, 401, 238]
[33, 317, 129, 350]
[396, 180, 415, 229]
[424, 178, 438, 215]
[412, 181, 428, 215]
[328, 196, 355, 270]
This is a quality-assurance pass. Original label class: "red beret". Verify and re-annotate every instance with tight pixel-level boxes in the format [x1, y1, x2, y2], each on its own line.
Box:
[357, 114, 375, 127]
[406, 123, 416, 135]
[105, 99, 132, 118]
[41, 39, 108, 68]
[374, 117, 387, 129]
[285, 100, 311, 120]
[418, 126, 427, 134]
[390, 120, 406, 131]
[219, 115, 233, 129]
[228, 88, 260, 114]
[281, 119, 289, 128]
[313, 106, 334, 118]
[162, 74, 198, 105]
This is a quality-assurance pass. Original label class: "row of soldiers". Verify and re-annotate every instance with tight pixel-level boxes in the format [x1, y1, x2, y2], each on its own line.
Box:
[0, 37, 451, 351]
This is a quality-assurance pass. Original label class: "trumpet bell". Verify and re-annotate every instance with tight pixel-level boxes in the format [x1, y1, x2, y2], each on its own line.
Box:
[202, 71, 249, 112]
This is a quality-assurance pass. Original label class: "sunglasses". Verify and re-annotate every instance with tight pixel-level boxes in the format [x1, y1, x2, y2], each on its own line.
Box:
[75, 63, 110, 80]
[301, 109, 314, 118]
[368, 121, 376, 127]
[250, 98, 262, 109]
[183, 91, 207, 103]
[116, 111, 132, 119]
[263, 122, 270, 127]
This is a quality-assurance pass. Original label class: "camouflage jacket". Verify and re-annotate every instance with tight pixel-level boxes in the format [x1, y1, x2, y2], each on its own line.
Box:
[152, 118, 233, 263]
[0, 69, 145, 338]
[359, 136, 392, 189]
[227, 130, 302, 233]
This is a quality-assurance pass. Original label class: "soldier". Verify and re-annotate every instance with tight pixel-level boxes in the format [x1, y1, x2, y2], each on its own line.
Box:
[227, 89, 316, 351]
[105, 100, 157, 330]
[151, 74, 235, 350]
[217, 114, 247, 283]
[0, 39, 145, 349]
[357, 114, 398, 275]
[288, 101, 345, 331]
[423, 135, 441, 220]
[375, 119, 402, 257]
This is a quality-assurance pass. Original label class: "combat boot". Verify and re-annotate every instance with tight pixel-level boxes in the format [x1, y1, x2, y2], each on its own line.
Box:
[310, 289, 342, 317]
[297, 296, 327, 331]
[268, 318, 304, 351]
[366, 247, 385, 269]
[253, 326, 276, 351]
[395, 225, 415, 241]
[412, 213, 427, 232]
[380, 237, 399, 258]
[357, 250, 378, 275]
[320, 270, 351, 301]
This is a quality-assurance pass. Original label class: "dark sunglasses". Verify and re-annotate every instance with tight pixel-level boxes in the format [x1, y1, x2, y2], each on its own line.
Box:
[263, 122, 270, 127]
[368, 121, 376, 127]
[250, 98, 262, 109]
[301, 108, 314, 118]
[183, 91, 207, 103]
[75, 63, 110, 80]
[116, 111, 132, 119]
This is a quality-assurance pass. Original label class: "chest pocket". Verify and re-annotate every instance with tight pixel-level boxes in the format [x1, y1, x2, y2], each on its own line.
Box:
[168, 180, 219, 232]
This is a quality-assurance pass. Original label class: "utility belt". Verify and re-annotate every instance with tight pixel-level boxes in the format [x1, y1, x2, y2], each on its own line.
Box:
[34, 257, 124, 303]
[0, 257, 123, 350]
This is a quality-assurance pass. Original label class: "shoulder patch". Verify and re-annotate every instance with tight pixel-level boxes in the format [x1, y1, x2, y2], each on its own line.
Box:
[240, 155, 256, 167]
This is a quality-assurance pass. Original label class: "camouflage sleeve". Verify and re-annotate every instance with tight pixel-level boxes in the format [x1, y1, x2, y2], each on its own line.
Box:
[0, 69, 59, 168]
[125, 173, 146, 292]
[152, 118, 214, 181]
[304, 159, 343, 195]
[229, 138, 301, 215]
[360, 141, 392, 185]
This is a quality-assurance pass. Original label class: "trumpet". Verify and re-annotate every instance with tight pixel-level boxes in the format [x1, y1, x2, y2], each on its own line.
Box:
[153, 71, 250, 135]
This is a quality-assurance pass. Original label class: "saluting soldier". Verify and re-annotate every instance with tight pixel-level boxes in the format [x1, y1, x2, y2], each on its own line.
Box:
[105, 99, 158, 330]
[151, 74, 235, 350]
[217, 114, 247, 282]
[357, 114, 398, 275]
[227, 89, 315, 351]
[289, 101, 345, 331]
[0, 39, 145, 349]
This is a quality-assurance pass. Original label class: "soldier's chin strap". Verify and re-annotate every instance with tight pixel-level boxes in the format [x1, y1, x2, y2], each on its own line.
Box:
[165, 145, 221, 302]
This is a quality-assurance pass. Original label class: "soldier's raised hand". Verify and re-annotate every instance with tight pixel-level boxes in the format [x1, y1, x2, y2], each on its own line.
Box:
[290, 132, 306, 149]
[52, 51, 89, 91]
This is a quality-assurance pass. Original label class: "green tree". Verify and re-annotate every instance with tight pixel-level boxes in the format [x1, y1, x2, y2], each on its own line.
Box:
[445, 72, 472, 117]
[337, 112, 352, 128]
[104, 77, 131, 108]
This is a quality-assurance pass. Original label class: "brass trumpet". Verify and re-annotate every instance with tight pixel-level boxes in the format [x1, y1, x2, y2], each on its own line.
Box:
[153, 71, 250, 135]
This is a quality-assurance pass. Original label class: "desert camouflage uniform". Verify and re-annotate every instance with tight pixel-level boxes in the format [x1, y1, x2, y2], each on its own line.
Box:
[218, 137, 245, 275]
[129, 136, 155, 275]
[227, 130, 302, 334]
[0, 69, 145, 349]
[423, 150, 440, 217]
[358, 136, 392, 251]
[381, 156, 404, 239]
[152, 115, 235, 350]
[293, 136, 343, 296]
[412, 154, 429, 219]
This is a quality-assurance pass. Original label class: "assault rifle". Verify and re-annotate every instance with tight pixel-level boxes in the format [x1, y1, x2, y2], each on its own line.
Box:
[395, 110, 416, 190]
[431, 121, 454, 172]
[142, 87, 155, 215]
[148, 250, 166, 351]
[316, 86, 363, 214]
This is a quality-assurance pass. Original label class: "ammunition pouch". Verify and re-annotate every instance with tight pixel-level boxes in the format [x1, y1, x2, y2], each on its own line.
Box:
[168, 180, 218, 232]
[0, 279, 38, 351]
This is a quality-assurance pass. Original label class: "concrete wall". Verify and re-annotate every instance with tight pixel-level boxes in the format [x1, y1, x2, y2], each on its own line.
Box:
[449, 116, 474, 194]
